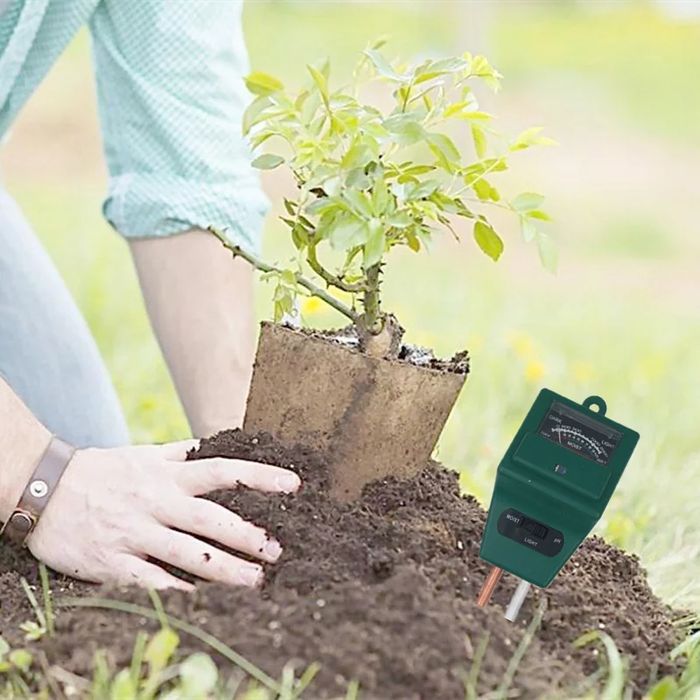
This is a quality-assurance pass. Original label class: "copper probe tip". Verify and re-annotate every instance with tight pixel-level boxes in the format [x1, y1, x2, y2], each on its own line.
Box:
[477, 566, 504, 607]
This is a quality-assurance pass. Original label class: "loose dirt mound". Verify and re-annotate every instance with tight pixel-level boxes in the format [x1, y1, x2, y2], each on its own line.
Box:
[0, 430, 680, 698]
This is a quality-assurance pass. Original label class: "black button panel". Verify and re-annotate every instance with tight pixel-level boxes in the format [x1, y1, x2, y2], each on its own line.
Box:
[497, 508, 564, 557]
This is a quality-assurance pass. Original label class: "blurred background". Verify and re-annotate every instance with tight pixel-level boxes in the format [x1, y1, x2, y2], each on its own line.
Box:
[1, 1, 698, 612]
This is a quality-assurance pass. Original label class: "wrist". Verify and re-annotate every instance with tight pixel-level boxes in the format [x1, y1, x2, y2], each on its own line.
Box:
[0, 386, 51, 523]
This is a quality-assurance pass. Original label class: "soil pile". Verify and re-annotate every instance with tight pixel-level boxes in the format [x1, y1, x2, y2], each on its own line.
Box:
[0, 430, 681, 699]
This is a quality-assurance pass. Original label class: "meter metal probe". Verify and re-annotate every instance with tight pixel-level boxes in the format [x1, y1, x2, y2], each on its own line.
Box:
[477, 389, 639, 621]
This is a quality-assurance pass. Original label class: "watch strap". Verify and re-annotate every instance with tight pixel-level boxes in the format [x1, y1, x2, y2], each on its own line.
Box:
[0, 436, 75, 545]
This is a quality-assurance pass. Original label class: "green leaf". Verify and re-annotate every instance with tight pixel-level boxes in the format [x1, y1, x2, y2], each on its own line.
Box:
[573, 633, 624, 700]
[469, 55, 503, 91]
[363, 221, 386, 267]
[536, 232, 558, 272]
[400, 164, 436, 177]
[472, 179, 499, 202]
[179, 653, 219, 697]
[383, 113, 425, 145]
[511, 192, 545, 212]
[280, 269, 297, 287]
[364, 50, 408, 82]
[305, 197, 341, 218]
[473, 220, 504, 261]
[109, 669, 137, 700]
[0, 637, 9, 659]
[344, 189, 374, 218]
[443, 101, 469, 118]
[427, 133, 460, 162]
[307, 64, 329, 103]
[453, 198, 475, 219]
[371, 180, 390, 215]
[460, 111, 492, 121]
[462, 157, 507, 184]
[8, 649, 32, 672]
[429, 192, 461, 214]
[408, 179, 440, 200]
[19, 621, 43, 641]
[251, 153, 284, 170]
[520, 216, 538, 243]
[405, 229, 421, 252]
[527, 209, 551, 221]
[346, 167, 371, 189]
[386, 210, 413, 229]
[291, 224, 309, 250]
[242, 96, 272, 136]
[300, 90, 321, 124]
[244, 71, 284, 96]
[145, 627, 179, 673]
[341, 141, 373, 170]
[329, 214, 369, 250]
[471, 124, 487, 158]
[414, 57, 468, 84]
[510, 127, 556, 151]
[646, 677, 678, 700]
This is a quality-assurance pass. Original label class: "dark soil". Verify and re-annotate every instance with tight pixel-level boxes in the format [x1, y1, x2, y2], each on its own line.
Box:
[0, 430, 681, 699]
[296, 322, 470, 375]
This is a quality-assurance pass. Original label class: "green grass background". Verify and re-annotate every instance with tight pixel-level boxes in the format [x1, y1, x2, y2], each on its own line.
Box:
[1, 0, 698, 623]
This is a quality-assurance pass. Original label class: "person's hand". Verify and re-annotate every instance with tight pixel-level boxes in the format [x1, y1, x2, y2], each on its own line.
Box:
[26, 440, 300, 591]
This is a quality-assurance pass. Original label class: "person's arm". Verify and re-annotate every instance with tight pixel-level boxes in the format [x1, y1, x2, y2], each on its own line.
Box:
[89, 2, 267, 436]
[0, 377, 300, 588]
[130, 231, 255, 437]
[0, 378, 51, 526]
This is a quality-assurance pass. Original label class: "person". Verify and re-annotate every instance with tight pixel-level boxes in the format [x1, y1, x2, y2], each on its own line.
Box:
[0, 1, 300, 590]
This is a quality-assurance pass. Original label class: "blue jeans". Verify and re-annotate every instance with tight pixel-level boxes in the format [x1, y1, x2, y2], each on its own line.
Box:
[0, 186, 130, 447]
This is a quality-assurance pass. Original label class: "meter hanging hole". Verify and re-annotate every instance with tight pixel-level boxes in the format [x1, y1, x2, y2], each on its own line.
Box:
[583, 395, 607, 416]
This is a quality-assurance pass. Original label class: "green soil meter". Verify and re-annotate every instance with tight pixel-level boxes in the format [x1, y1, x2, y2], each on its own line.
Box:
[477, 388, 639, 621]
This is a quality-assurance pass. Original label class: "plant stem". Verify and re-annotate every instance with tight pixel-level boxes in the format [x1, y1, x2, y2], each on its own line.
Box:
[361, 263, 383, 333]
[39, 564, 54, 637]
[307, 244, 367, 293]
[209, 226, 359, 324]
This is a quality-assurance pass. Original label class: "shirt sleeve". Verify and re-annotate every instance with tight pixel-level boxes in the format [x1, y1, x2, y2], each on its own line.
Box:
[89, 0, 267, 252]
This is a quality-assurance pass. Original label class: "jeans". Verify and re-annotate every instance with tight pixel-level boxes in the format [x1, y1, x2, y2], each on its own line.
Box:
[0, 186, 130, 447]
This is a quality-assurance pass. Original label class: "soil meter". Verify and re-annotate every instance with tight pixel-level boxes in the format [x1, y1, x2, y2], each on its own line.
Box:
[477, 388, 639, 621]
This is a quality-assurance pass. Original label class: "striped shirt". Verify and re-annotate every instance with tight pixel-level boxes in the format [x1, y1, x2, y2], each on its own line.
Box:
[0, 0, 266, 249]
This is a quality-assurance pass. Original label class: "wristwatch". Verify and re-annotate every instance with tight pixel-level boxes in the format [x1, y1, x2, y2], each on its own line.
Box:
[0, 436, 75, 545]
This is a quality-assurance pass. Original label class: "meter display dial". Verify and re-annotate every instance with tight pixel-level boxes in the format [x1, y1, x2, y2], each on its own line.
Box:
[538, 401, 621, 466]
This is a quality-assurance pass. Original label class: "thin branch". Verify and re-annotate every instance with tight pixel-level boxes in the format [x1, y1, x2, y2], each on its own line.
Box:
[208, 226, 359, 323]
[307, 243, 367, 293]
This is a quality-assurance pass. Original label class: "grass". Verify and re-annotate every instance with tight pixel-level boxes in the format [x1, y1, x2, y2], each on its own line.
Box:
[0, 587, 697, 698]
[1, 0, 699, 696]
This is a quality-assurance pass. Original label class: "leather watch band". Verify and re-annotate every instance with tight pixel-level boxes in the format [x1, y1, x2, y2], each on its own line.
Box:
[0, 436, 75, 545]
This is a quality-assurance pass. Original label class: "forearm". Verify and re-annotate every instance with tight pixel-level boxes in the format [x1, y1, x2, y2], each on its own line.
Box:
[129, 230, 256, 438]
[0, 377, 51, 522]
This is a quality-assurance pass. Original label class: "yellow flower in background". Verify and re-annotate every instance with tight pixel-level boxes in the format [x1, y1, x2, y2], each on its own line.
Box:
[572, 361, 595, 383]
[301, 296, 324, 316]
[508, 331, 535, 359]
[635, 353, 667, 382]
[524, 359, 545, 382]
[603, 513, 634, 547]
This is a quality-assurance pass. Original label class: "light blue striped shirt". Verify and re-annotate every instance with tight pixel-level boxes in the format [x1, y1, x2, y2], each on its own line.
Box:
[0, 0, 266, 250]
